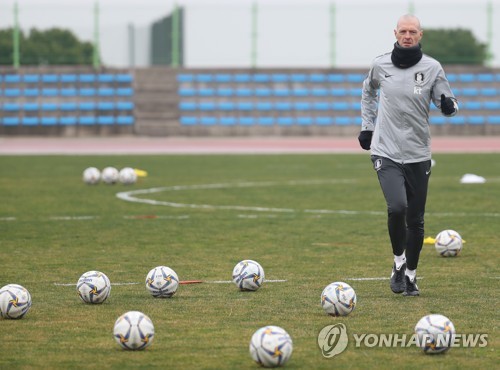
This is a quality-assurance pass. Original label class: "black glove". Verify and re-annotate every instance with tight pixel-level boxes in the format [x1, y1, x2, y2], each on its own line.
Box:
[440, 94, 455, 115]
[358, 130, 373, 150]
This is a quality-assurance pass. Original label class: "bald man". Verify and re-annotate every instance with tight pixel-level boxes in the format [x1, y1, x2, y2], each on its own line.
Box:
[359, 15, 458, 296]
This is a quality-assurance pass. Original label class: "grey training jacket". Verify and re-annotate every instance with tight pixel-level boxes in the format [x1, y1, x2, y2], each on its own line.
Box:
[361, 52, 457, 164]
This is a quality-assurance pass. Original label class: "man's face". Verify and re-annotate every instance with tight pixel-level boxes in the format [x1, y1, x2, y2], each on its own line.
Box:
[394, 19, 423, 48]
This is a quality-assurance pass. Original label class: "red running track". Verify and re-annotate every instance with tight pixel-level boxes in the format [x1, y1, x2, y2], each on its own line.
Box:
[0, 136, 499, 155]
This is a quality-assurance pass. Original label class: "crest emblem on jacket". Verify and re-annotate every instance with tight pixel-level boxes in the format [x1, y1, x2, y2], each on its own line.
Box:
[414, 72, 424, 86]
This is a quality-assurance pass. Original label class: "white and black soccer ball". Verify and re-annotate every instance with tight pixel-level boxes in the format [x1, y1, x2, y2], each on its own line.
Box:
[145, 266, 179, 298]
[435, 229, 463, 257]
[77, 271, 111, 304]
[119, 167, 137, 185]
[321, 281, 357, 316]
[0, 284, 32, 319]
[232, 260, 265, 291]
[101, 166, 119, 184]
[82, 167, 101, 185]
[250, 325, 293, 368]
[113, 311, 155, 350]
[415, 314, 455, 354]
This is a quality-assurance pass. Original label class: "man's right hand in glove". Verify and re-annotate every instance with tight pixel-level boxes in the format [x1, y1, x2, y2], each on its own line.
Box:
[358, 130, 373, 150]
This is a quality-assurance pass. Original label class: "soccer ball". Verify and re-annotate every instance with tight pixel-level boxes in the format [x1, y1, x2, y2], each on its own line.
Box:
[145, 266, 179, 298]
[0, 284, 32, 319]
[321, 282, 357, 316]
[415, 314, 455, 354]
[77, 271, 111, 304]
[232, 260, 265, 291]
[435, 230, 463, 257]
[249, 325, 293, 368]
[101, 166, 119, 184]
[82, 167, 100, 185]
[113, 311, 155, 350]
[119, 167, 137, 185]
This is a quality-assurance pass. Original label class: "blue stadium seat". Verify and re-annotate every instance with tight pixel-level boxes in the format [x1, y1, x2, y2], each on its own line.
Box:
[179, 88, 196, 97]
[199, 88, 215, 96]
[40, 117, 57, 126]
[458, 74, 475, 83]
[292, 88, 309, 97]
[477, 74, 494, 82]
[42, 88, 58, 97]
[467, 116, 485, 125]
[234, 74, 251, 83]
[351, 102, 362, 110]
[116, 74, 133, 83]
[23, 74, 39, 83]
[41, 103, 58, 111]
[461, 88, 479, 96]
[311, 88, 328, 97]
[79, 102, 96, 111]
[97, 116, 115, 125]
[2, 117, 20, 125]
[98, 74, 114, 83]
[487, 116, 500, 124]
[61, 88, 77, 97]
[277, 117, 294, 125]
[97, 102, 115, 110]
[219, 117, 236, 125]
[449, 116, 465, 125]
[290, 74, 307, 83]
[98, 88, 115, 96]
[219, 102, 235, 110]
[313, 102, 330, 111]
[179, 102, 197, 111]
[200, 116, 216, 125]
[258, 117, 275, 125]
[214, 74, 231, 83]
[199, 102, 216, 111]
[235, 88, 252, 97]
[23, 103, 39, 111]
[483, 101, 500, 110]
[294, 102, 311, 111]
[196, 74, 213, 83]
[5, 75, 21, 83]
[237, 102, 253, 110]
[24, 88, 39, 97]
[327, 74, 344, 83]
[3, 103, 20, 111]
[430, 116, 446, 125]
[446, 73, 457, 83]
[330, 88, 347, 96]
[255, 88, 271, 97]
[335, 116, 353, 125]
[239, 116, 255, 125]
[42, 74, 58, 83]
[274, 89, 290, 97]
[177, 74, 194, 82]
[116, 88, 133, 96]
[22, 117, 39, 126]
[116, 116, 134, 125]
[350, 88, 363, 96]
[347, 74, 365, 83]
[480, 88, 497, 96]
[275, 102, 292, 111]
[316, 117, 334, 125]
[79, 116, 97, 125]
[463, 101, 481, 110]
[180, 116, 198, 125]
[332, 102, 349, 110]
[60, 103, 77, 111]
[271, 74, 288, 83]
[60, 74, 77, 83]
[5, 88, 21, 97]
[116, 101, 134, 110]
[59, 116, 77, 125]
[79, 88, 96, 96]
[79, 74, 96, 83]
[297, 117, 313, 125]
[253, 74, 270, 83]
[255, 102, 272, 111]
[309, 74, 326, 83]
[217, 88, 233, 97]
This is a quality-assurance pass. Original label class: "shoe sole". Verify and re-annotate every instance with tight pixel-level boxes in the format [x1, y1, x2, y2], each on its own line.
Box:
[402, 291, 420, 297]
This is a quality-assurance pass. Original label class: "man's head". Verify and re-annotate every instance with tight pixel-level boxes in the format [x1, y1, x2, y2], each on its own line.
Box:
[394, 14, 423, 48]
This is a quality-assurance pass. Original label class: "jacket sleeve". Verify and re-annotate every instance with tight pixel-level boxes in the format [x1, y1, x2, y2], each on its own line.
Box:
[432, 67, 459, 117]
[361, 65, 380, 131]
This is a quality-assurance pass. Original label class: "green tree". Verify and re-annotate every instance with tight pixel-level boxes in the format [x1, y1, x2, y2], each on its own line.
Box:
[422, 28, 488, 65]
[0, 27, 95, 66]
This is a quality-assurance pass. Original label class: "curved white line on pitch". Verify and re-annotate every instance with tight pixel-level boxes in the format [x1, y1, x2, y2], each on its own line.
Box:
[116, 179, 500, 217]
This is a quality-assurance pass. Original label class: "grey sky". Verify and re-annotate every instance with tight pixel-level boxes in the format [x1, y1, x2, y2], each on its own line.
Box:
[1, 0, 499, 68]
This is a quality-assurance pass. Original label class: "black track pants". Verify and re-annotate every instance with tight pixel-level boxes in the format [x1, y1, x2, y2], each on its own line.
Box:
[371, 156, 432, 270]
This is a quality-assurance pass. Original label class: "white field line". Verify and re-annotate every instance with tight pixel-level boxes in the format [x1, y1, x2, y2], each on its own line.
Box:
[345, 277, 423, 281]
[49, 216, 98, 221]
[116, 180, 500, 217]
[54, 279, 287, 286]
[0, 217, 16, 221]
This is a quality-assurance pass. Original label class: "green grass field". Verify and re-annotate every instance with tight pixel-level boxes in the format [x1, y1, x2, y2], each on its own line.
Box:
[0, 153, 498, 369]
